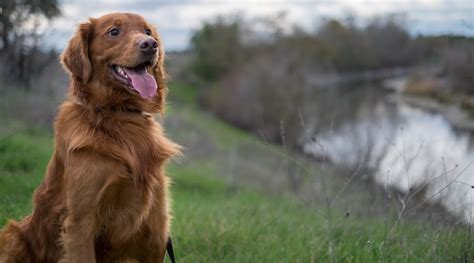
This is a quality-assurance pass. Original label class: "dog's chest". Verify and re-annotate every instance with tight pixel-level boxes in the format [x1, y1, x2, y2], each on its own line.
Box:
[62, 115, 172, 241]
[101, 136, 162, 233]
[100, 171, 161, 242]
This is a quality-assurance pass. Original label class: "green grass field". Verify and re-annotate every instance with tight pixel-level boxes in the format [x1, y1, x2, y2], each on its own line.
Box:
[0, 84, 472, 262]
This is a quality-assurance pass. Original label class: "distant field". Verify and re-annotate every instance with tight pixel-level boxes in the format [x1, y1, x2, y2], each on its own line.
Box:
[0, 84, 472, 262]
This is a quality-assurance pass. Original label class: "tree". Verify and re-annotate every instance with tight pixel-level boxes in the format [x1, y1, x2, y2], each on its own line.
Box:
[0, 0, 60, 84]
[190, 17, 244, 82]
[1, 0, 60, 51]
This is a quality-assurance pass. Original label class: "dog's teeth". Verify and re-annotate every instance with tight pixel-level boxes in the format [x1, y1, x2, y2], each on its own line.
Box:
[117, 67, 125, 76]
[112, 65, 128, 79]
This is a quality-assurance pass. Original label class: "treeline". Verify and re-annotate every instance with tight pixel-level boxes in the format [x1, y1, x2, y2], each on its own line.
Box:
[186, 15, 474, 147]
[190, 15, 464, 82]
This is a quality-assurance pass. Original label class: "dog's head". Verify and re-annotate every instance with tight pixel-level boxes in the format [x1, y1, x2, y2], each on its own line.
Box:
[61, 13, 167, 113]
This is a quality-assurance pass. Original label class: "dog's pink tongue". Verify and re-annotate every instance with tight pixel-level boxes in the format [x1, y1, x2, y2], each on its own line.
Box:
[123, 68, 157, 99]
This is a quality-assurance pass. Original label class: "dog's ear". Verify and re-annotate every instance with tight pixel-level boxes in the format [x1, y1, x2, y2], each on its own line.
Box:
[61, 21, 93, 84]
[152, 32, 168, 112]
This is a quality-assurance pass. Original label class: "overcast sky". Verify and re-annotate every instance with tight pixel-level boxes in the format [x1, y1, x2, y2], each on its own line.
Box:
[42, 0, 474, 51]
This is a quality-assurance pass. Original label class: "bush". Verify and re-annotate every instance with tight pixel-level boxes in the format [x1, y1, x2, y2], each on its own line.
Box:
[442, 45, 474, 94]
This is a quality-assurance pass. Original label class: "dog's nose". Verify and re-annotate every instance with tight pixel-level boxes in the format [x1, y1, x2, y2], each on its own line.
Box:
[139, 38, 158, 56]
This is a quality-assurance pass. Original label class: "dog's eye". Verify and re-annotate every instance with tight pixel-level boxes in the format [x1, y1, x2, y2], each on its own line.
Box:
[109, 28, 120, 37]
[145, 29, 152, 36]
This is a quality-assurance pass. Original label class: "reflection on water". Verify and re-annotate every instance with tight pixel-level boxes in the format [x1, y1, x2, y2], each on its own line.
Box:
[303, 84, 474, 222]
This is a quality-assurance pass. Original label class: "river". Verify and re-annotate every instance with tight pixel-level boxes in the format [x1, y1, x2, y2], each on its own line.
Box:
[302, 83, 474, 223]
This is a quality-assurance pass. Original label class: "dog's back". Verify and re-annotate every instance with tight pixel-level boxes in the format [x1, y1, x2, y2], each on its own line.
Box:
[0, 220, 31, 262]
[0, 219, 61, 263]
[0, 152, 66, 262]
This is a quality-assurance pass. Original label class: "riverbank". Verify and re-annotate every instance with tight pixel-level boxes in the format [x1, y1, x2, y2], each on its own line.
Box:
[383, 71, 474, 132]
[397, 94, 474, 131]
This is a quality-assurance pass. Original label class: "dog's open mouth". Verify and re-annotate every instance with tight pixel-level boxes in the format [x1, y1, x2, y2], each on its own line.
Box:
[108, 62, 157, 99]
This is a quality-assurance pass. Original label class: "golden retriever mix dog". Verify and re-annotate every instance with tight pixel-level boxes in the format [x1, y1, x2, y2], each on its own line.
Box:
[0, 13, 181, 262]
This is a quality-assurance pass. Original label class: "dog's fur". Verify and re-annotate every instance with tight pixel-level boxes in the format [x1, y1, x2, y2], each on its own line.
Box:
[0, 13, 180, 262]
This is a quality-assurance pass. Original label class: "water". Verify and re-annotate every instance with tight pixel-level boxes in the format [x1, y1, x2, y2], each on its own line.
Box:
[302, 84, 474, 222]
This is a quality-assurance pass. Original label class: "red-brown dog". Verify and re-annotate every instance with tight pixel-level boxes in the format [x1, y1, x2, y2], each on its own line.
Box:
[0, 13, 180, 262]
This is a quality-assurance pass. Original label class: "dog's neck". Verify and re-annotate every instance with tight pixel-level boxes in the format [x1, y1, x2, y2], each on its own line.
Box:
[73, 99, 152, 118]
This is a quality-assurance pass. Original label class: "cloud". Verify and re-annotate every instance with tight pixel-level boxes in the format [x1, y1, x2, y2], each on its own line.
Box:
[43, 0, 474, 51]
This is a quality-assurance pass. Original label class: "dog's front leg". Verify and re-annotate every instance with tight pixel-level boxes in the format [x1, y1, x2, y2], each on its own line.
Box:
[61, 214, 97, 263]
[142, 174, 171, 263]
[60, 150, 117, 263]
[61, 177, 99, 263]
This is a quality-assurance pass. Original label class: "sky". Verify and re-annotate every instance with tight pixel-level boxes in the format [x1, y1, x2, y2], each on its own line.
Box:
[41, 0, 474, 51]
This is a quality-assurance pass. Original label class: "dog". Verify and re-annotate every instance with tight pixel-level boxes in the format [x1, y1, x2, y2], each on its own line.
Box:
[0, 13, 181, 262]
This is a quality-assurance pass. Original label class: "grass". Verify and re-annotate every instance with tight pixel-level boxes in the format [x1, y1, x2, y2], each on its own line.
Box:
[0, 130, 52, 221]
[0, 83, 472, 262]
[0, 124, 471, 262]
[170, 161, 470, 262]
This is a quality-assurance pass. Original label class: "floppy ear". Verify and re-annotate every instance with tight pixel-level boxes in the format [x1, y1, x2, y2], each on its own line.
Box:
[61, 22, 93, 84]
[153, 35, 168, 112]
